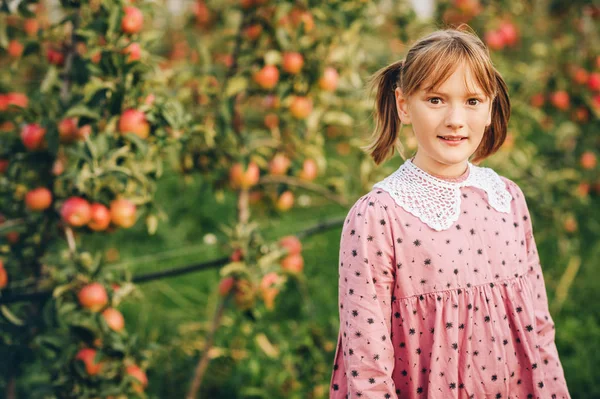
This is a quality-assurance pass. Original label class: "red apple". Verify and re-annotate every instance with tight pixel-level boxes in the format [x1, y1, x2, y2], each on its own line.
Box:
[571, 67, 589, 85]
[588, 72, 600, 91]
[91, 51, 102, 64]
[530, 93, 545, 108]
[260, 272, 281, 310]
[7, 40, 24, 58]
[453, 0, 481, 14]
[299, 159, 318, 181]
[280, 253, 304, 273]
[78, 283, 108, 312]
[52, 157, 65, 176]
[102, 308, 125, 332]
[58, 117, 79, 143]
[319, 67, 339, 92]
[110, 198, 137, 228]
[264, 113, 279, 129]
[282, 52, 304, 74]
[126, 365, 148, 393]
[289, 96, 313, 119]
[121, 6, 144, 34]
[77, 124, 92, 140]
[580, 151, 597, 169]
[244, 24, 262, 40]
[279, 235, 302, 256]
[0, 160, 9, 174]
[253, 65, 279, 89]
[288, 9, 314, 32]
[23, 18, 39, 37]
[46, 48, 64, 66]
[593, 94, 600, 110]
[563, 216, 577, 233]
[498, 21, 518, 46]
[20, 123, 46, 151]
[276, 190, 294, 211]
[88, 203, 111, 231]
[229, 161, 260, 189]
[550, 91, 570, 110]
[6, 232, 19, 244]
[61, 197, 92, 227]
[5, 92, 28, 109]
[119, 109, 149, 139]
[218, 276, 235, 297]
[75, 348, 104, 375]
[193, 1, 211, 26]
[269, 153, 291, 175]
[0, 261, 7, 289]
[484, 30, 504, 51]
[576, 182, 590, 198]
[230, 248, 244, 261]
[122, 42, 141, 63]
[25, 187, 53, 211]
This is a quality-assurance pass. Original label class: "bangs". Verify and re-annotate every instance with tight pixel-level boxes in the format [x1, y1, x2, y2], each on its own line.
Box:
[408, 37, 497, 99]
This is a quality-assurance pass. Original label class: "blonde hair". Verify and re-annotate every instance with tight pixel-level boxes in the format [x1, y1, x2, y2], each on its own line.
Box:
[363, 25, 510, 165]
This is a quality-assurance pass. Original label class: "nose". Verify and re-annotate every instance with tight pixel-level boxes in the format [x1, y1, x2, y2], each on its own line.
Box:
[444, 105, 465, 131]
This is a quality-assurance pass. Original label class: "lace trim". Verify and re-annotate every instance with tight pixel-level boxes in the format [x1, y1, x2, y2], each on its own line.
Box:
[372, 159, 513, 231]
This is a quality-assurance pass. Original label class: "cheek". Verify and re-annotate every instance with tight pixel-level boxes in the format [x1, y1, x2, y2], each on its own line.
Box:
[469, 111, 490, 129]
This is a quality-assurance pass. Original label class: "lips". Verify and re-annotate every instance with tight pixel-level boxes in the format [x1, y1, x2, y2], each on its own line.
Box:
[438, 135, 467, 141]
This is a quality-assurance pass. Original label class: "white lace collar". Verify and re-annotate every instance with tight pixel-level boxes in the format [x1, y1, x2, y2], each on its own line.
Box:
[372, 158, 513, 231]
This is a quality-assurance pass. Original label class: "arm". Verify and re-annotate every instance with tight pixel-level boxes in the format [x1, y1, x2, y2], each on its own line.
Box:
[515, 184, 571, 397]
[338, 195, 397, 398]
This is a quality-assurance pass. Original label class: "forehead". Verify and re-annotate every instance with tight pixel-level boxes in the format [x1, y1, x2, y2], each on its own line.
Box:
[421, 63, 483, 95]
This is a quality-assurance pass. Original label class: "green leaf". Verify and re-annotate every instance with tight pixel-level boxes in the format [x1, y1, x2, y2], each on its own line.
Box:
[122, 133, 148, 156]
[106, 5, 121, 40]
[322, 111, 354, 127]
[82, 77, 116, 103]
[41, 67, 60, 93]
[0, 16, 8, 48]
[65, 105, 101, 120]
[1, 305, 25, 326]
[53, 283, 76, 299]
[224, 76, 248, 97]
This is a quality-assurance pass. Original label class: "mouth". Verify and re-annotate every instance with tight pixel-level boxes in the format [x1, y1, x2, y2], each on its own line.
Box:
[438, 135, 468, 143]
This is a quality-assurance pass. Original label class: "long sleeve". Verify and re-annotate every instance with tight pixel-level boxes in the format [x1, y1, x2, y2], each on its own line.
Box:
[335, 195, 397, 398]
[516, 184, 571, 398]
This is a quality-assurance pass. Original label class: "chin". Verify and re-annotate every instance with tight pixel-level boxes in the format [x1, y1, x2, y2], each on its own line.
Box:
[431, 151, 470, 165]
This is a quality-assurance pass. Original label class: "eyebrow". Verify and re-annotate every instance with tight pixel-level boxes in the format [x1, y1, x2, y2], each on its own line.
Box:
[425, 90, 486, 98]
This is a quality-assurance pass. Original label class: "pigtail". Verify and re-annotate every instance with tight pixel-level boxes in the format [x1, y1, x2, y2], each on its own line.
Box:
[361, 60, 406, 166]
[471, 69, 510, 164]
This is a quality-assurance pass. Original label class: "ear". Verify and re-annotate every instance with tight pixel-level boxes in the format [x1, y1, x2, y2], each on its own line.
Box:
[395, 87, 411, 125]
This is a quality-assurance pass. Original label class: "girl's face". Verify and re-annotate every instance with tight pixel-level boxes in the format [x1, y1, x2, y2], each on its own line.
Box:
[394, 64, 493, 177]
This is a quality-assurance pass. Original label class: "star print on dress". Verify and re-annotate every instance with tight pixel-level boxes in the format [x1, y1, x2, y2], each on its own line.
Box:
[329, 158, 571, 399]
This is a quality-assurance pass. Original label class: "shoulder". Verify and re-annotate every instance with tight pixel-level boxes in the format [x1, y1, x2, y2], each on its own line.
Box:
[344, 189, 395, 226]
[478, 166, 530, 213]
[496, 173, 526, 204]
[471, 163, 526, 202]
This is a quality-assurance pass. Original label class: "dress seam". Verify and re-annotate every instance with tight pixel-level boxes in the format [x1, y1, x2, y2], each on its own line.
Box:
[394, 272, 528, 301]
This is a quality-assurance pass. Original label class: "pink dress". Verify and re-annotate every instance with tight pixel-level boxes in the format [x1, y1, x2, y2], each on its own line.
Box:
[329, 158, 570, 399]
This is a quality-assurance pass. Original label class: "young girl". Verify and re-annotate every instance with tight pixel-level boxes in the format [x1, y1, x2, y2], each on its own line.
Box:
[329, 27, 571, 399]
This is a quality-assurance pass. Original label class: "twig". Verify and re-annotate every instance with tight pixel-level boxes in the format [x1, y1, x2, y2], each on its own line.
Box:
[258, 175, 348, 206]
[0, 216, 346, 304]
[186, 291, 231, 399]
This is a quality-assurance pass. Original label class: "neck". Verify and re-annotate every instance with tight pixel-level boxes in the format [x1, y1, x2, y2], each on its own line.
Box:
[411, 153, 469, 180]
